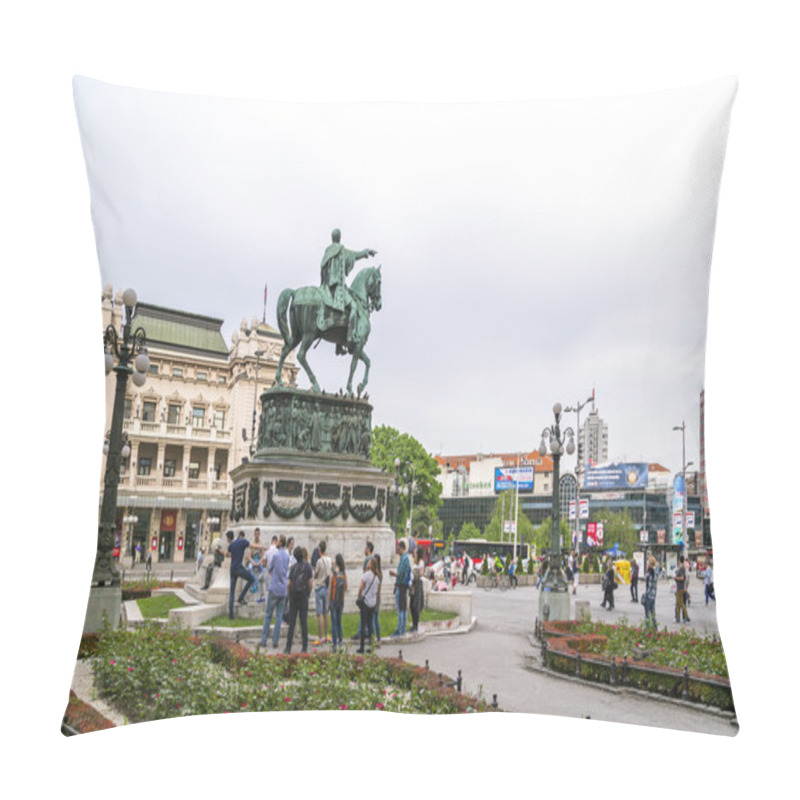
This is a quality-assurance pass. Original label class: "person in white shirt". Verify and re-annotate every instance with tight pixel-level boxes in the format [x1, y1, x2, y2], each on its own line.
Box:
[313, 540, 333, 645]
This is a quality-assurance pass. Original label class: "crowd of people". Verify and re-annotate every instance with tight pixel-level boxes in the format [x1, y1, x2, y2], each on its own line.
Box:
[200, 530, 428, 654]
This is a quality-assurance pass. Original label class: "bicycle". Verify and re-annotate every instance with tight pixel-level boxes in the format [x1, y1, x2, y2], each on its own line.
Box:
[483, 572, 510, 592]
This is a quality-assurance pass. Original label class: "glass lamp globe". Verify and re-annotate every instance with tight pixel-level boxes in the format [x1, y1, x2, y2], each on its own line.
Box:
[122, 288, 138, 308]
[131, 370, 147, 387]
[105, 351, 114, 375]
[134, 350, 150, 373]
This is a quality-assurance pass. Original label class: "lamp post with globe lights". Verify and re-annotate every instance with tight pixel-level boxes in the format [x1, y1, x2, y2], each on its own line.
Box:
[537, 402, 576, 621]
[87, 288, 149, 632]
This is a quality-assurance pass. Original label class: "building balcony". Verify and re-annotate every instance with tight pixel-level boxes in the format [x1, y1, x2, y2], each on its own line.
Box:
[122, 418, 232, 443]
[117, 472, 232, 495]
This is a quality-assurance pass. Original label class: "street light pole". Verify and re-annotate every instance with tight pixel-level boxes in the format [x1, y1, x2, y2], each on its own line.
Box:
[538, 403, 576, 621]
[565, 394, 594, 556]
[673, 421, 688, 561]
[89, 289, 149, 632]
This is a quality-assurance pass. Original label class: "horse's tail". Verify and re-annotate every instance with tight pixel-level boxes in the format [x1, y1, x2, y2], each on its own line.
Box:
[276, 288, 295, 343]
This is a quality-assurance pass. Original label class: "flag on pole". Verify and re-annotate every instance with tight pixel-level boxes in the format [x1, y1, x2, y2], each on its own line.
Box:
[262, 282, 268, 323]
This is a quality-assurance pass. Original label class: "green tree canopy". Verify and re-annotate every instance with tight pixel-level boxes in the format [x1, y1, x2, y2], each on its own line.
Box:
[589, 508, 638, 557]
[482, 493, 536, 552]
[531, 516, 572, 558]
[370, 425, 442, 535]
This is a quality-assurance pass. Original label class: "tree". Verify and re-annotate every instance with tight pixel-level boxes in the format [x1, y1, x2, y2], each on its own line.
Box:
[590, 508, 638, 559]
[370, 425, 442, 535]
[482, 493, 536, 555]
[458, 521, 482, 540]
[531, 516, 572, 559]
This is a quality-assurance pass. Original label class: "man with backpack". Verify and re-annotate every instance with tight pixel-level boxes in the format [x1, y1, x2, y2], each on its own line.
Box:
[312, 540, 333, 645]
[284, 546, 313, 653]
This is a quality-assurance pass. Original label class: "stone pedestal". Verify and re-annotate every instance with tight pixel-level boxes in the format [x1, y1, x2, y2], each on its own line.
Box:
[229, 387, 395, 573]
[83, 586, 122, 633]
[574, 600, 591, 622]
[538, 586, 571, 622]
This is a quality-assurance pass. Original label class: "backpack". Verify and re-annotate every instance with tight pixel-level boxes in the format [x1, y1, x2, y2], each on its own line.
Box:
[290, 562, 311, 597]
[330, 572, 346, 607]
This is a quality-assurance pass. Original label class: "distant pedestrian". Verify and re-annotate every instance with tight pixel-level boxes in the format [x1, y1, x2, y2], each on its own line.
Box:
[357, 558, 380, 654]
[196, 548, 204, 572]
[353, 541, 375, 641]
[202, 539, 225, 590]
[145, 551, 152, 575]
[409, 548, 425, 632]
[573, 553, 581, 594]
[313, 541, 332, 646]
[371, 554, 384, 647]
[600, 559, 616, 610]
[389, 540, 411, 637]
[674, 555, 690, 623]
[259, 535, 289, 649]
[703, 561, 716, 605]
[284, 546, 313, 654]
[630, 557, 639, 603]
[282, 537, 297, 624]
[643, 555, 658, 629]
[328, 554, 347, 653]
[227, 530, 254, 620]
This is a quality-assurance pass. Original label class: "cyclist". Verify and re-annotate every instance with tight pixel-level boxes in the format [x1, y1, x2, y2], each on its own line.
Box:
[508, 556, 518, 588]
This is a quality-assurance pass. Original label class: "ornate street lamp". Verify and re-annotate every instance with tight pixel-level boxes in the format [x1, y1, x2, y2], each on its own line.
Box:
[87, 288, 148, 632]
[537, 402, 575, 621]
[672, 421, 693, 560]
[564, 394, 594, 554]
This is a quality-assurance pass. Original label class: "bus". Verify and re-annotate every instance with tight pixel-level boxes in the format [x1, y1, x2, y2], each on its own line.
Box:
[396, 538, 446, 565]
[453, 538, 530, 571]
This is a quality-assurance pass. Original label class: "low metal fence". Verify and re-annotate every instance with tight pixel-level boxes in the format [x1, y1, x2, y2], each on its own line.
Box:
[534, 619, 733, 712]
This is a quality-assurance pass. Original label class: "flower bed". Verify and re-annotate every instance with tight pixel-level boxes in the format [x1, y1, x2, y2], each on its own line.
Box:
[87, 622, 491, 727]
[538, 619, 734, 712]
[122, 580, 185, 601]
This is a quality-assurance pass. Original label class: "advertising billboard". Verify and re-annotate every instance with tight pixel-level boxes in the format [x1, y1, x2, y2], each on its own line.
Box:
[583, 463, 648, 490]
[494, 466, 534, 493]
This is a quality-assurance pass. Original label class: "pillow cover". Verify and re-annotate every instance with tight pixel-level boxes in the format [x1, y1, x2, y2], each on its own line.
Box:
[67, 75, 737, 735]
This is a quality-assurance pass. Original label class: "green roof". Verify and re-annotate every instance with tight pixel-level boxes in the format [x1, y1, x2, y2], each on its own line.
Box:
[132, 303, 229, 356]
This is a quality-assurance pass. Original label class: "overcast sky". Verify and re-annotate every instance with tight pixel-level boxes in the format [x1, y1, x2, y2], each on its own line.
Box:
[74, 76, 736, 474]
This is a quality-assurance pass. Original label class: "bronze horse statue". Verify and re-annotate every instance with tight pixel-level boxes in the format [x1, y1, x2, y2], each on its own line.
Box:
[274, 265, 382, 396]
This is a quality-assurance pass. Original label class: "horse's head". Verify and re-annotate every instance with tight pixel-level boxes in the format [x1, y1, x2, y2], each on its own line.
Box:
[365, 265, 382, 312]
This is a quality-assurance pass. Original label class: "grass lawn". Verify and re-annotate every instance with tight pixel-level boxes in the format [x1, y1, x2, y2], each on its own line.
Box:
[202, 608, 456, 637]
[137, 594, 186, 618]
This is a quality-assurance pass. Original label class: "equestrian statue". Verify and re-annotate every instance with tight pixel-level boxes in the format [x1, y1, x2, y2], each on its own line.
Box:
[274, 229, 382, 396]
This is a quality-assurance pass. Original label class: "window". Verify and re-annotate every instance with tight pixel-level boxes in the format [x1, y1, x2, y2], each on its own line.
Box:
[218, 375, 226, 384]
[142, 401, 157, 422]
[164, 459, 176, 477]
[188, 461, 200, 480]
[192, 407, 205, 428]
[167, 404, 181, 425]
[148, 363, 159, 374]
[213, 409, 225, 429]
[138, 457, 152, 476]
[197, 371, 207, 381]
[124, 398, 132, 419]
[172, 367, 183, 378]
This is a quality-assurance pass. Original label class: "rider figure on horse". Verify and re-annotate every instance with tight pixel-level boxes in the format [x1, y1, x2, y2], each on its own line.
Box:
[319, 228, 377, 350]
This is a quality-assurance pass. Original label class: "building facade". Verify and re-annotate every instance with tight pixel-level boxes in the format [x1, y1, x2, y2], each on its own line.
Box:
[579, 410, 608, 471]
[100, 286, 298, 564]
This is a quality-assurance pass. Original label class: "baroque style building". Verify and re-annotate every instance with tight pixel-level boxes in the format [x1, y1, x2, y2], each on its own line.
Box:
[100, 286, 298, 564]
